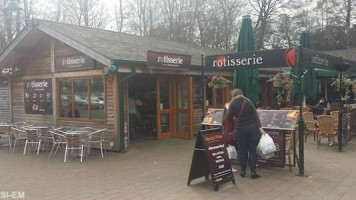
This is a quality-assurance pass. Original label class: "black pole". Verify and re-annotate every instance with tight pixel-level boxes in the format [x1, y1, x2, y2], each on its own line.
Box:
[338, 72, 343, 151]
[297, 45, 305, 176]
[201, 54, 206, 130]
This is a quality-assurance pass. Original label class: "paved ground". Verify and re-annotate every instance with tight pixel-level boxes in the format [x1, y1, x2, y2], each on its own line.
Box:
[1, 136, 356, 200]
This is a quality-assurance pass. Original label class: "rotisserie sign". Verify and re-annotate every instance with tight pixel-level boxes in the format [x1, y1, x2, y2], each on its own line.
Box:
[55, 55, 95, 72]
[24, 79, 52, 114]
[147, 51, 191, 68]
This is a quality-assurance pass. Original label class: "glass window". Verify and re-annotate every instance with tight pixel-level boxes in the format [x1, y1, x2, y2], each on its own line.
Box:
[59, 76, 105, 120]
[176, 81, 188, 109]
[216, 88, 223, 105]
[73, 79, 88, 118]
[90, 77, 105, 119]
[160, 82, 170, 109]
[60, 79, 72, 118]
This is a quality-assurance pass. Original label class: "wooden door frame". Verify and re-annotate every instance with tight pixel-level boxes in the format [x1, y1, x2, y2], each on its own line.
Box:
[156, 76, 193, 140]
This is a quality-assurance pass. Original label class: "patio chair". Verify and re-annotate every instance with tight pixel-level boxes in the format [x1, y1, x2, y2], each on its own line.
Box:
[12, 127, 27, 152]
[316, 115, 337, 149]
[64, 133, 85, 162]
[286, 125, 299, 172]
[302, 112, 314, 122]
[48, 130, 66, 159]
[304, 121, 317, 142]
[23, 129, 41, 155]
[87, 129, 107, 158]
[0, 126, 12, 149]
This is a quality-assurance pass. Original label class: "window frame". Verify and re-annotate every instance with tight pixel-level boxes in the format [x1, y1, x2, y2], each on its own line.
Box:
[57, 76, 106, 122]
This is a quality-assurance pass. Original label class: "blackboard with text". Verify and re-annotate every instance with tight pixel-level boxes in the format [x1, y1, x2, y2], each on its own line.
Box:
[24, 79, 53, 114]
[187, 128, 235, 191]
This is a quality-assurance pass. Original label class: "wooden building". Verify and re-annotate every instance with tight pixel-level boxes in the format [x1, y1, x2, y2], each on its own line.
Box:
[0, 20, 236, 151]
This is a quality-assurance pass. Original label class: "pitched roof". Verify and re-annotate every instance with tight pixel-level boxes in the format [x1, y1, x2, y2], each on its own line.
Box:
[37, 20, 231, 66]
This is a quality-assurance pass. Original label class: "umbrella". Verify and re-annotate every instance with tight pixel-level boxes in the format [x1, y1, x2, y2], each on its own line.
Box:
[290, 32, 318, 102]
[233, 15, 259, 104]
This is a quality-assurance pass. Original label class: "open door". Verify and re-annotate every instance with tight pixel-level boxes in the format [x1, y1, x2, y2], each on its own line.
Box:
[156, 77, 192, 140]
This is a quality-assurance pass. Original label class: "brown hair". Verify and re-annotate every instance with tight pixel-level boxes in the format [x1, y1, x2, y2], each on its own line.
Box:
[231, 89, 244, 98]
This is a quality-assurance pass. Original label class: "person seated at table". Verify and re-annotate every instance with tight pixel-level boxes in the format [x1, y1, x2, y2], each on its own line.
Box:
[315, 97, 327, 108]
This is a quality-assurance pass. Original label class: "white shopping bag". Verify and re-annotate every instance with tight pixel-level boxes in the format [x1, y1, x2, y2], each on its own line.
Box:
[226, 145, 237, 159]
[256, 134, 276, 159]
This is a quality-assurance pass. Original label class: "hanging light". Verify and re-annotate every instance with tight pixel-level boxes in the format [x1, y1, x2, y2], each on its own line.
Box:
[107, 62, 117, 75]
[4, 0, 22, 11]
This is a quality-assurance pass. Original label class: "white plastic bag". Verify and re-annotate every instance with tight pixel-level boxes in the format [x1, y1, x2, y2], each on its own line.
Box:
[227, 145, 237, 159]
[256, 134, 276, 159]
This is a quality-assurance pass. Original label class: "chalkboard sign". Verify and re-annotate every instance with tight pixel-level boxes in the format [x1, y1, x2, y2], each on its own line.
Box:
[257, 110, 299, 130]
[24, 79, 53, 114]
[201, 108, 224, 126]
[257, 129, 285, 168]
[343, 109, 356, 142]
[187, 128, 235, 191]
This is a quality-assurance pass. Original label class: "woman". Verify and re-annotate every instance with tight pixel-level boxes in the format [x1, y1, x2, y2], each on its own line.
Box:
[223, 89, 265, 179]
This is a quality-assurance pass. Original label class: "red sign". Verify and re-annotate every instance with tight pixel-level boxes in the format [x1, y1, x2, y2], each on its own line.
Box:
[147, 51, 191, 68]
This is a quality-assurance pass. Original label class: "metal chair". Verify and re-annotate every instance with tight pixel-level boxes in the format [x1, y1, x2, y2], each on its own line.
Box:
[48, 130, 66, 159]
[0, 126, 12, 149]
[23, 129, 41, 155]
[12, 127, 27, 152]
[87, 129, 107, 158]
[64, 133, 85, 162]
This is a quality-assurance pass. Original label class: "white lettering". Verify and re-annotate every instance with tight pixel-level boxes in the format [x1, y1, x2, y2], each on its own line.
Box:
[30, 80, 48, 88]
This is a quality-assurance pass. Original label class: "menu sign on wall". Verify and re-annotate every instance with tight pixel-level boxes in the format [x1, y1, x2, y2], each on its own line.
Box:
[257, 129, 285, 167]
[187, 128, 235, 191]
[147, 51, 191, 68]
[24, 79, 53, 114]
[55, 55, 95, 72]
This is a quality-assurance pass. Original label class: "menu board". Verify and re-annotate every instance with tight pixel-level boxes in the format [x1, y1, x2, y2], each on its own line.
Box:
[257, 129, 285, 168]
[24, 79, 53, 114]
[201, 108, 224, 126]
[343, 109, 356, 142]
[202, 131, 234, 186]
[187, 128, 235, 191]
[257, 110, 299, 130]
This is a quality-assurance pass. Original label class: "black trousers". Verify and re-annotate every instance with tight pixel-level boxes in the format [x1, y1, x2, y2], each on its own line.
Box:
[236, 124, 260, 172]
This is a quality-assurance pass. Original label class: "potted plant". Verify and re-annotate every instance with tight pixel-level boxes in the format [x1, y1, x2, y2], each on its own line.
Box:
[268, 72, 293, 105]
[208, 75, 231, 90]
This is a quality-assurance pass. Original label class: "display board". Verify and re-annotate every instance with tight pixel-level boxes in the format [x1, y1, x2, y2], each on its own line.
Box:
[257, 129, 286, 168]
[343, 109, 356, 142]
[24, 79, 53, 114]
[201, 108, 224, 126]
[257, 110, 299, 130]
[187, 128, 235, 191]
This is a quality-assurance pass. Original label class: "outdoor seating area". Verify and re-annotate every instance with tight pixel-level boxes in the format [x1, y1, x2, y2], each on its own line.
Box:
[0, 122, 107, 162]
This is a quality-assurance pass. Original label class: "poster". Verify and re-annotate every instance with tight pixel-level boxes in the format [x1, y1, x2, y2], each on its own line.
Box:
[257, 129, 285, 168]
[201, 108, 224, 126]
[257, 110, 299, 130]
[24, 79, 53, 114]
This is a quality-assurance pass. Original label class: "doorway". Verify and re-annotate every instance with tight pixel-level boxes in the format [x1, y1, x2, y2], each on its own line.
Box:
[156, 77, 192, 140]
[128, 76, 157, 142]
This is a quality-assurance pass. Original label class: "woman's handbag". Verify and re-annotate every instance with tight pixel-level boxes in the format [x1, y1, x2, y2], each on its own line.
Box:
[256, 133, 277, 159]
[225, 100, 247, 145]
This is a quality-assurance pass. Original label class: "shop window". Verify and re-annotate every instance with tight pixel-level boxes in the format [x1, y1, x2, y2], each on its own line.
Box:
[59, 76, 105, 120]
